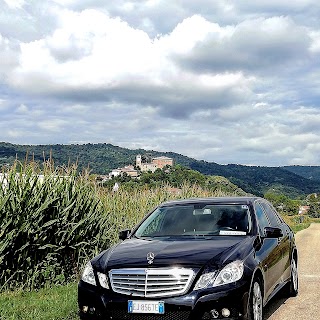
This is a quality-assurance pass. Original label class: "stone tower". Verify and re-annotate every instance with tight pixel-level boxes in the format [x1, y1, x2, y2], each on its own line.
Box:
[136, 154, 142, 167]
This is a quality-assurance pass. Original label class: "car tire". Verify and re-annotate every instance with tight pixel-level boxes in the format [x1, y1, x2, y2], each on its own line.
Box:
[286, 257, 298, 297]
[246, 279, 263, 320]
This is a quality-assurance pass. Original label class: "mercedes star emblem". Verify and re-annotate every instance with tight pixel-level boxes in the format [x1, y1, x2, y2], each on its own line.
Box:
[147, 252, 155, 264]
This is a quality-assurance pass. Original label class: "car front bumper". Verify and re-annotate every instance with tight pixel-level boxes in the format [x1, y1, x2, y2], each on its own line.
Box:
[78, 279, 250, 320]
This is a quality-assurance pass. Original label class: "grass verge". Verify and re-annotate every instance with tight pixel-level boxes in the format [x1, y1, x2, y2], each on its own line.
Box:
[0, 282, 78, 320]
[282, 215, 320, 233]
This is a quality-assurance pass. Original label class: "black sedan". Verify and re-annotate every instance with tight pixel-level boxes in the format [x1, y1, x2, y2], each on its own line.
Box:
[78, 197, 298, 320]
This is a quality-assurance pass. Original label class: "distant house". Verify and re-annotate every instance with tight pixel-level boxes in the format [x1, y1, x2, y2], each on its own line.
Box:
[120, 165, 139, 178]
[109, 168, 122, 178]
[299, 206, 310, 215]
[152, 156, 174, 168]
[109, 165, 139, 178]
[108, 154, 174, 178]
[136, 155, 173, 173]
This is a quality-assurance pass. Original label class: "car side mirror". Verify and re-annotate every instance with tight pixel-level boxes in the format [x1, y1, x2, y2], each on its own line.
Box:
[264, 227, 283, 238]
[119, 229, 131, 240]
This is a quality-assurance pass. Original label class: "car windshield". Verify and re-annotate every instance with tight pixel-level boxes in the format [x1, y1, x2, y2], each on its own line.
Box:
[134, 203, 252, 238]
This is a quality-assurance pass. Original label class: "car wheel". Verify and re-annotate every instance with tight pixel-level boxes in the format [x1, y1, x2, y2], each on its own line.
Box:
[247, 279, 263, 320]
[287, 257, 298, 297]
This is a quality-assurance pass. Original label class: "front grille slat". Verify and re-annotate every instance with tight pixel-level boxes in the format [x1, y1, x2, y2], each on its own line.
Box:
[109, 268, 195, 298]
[114, 285, 146, 292]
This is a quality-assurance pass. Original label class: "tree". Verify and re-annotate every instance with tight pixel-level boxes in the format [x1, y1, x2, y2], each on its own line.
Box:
[265, 191, 300, 216]
[307, 193, 320, 218]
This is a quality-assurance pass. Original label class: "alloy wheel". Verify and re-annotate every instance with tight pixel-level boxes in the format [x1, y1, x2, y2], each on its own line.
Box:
[252, 281, 263, 320]
[291, 259, 298, 293]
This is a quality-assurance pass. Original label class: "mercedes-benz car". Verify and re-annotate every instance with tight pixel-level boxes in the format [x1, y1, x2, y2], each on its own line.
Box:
[78, 197, 298, 320]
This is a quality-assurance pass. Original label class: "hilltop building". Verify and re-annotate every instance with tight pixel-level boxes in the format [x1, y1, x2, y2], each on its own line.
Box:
[136, 155, 173, 172]
[107, 154, 174, 179]
[109, 165, 139, 178]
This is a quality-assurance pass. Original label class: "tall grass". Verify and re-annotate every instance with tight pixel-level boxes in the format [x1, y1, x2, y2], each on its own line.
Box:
[0, 163, 108, 291]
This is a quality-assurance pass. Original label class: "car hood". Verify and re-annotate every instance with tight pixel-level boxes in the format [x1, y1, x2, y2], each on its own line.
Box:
[94, 236, 253, 271]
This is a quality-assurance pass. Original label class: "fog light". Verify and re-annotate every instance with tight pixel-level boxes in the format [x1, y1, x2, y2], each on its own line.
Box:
[221, 308, 231, 318]
[210, 309, 219, 319]
[82, 306, 88, 313]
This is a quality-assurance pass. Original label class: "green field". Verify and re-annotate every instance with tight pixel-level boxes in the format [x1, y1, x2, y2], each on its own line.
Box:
[0, 283, 78, 320]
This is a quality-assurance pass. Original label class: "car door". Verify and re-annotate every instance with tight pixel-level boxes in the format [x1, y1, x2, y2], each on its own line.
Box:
[254, 201, 283, 299]
[261, 201, 291, 283]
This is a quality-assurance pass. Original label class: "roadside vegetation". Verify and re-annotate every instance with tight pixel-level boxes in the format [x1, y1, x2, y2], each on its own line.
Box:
[0, 161, 319, 319]
[0, 161, 107, 292]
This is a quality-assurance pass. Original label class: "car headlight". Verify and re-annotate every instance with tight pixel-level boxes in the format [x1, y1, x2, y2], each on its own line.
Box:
[97, 272, 109, 289]
[194, 260, 244, 290]
[81, 262, 96, 286]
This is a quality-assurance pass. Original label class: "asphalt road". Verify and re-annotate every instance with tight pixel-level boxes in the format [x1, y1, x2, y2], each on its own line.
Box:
[264, 223, 320, 320]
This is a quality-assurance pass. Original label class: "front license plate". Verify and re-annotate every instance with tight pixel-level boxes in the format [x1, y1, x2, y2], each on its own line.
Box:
[128, 300, 165, 314]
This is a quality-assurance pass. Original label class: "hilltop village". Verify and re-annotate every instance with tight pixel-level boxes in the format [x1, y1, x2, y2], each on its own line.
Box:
[108, 154, 174, 179]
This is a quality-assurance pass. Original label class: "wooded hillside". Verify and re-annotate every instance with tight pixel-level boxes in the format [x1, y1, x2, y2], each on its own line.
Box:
[1, 142, 320, 197]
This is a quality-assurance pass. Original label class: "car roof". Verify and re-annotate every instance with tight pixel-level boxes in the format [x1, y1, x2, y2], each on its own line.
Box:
[159, 196, 261, 207]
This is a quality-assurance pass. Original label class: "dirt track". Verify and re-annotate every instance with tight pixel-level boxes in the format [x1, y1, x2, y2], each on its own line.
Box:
[264, 223, 320, 320]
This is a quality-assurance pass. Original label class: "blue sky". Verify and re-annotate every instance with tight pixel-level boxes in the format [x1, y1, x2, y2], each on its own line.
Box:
[1, 0, 320, 166]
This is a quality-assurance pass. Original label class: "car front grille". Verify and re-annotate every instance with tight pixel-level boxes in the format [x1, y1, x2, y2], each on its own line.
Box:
[109, 268, 195, 298]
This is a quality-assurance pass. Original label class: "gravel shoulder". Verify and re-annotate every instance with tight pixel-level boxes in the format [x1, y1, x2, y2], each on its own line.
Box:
[264, 223, 320, 320]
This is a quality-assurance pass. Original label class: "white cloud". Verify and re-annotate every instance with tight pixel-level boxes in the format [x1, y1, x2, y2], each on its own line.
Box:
[16, 103, 28, 113]
[178, 16, 311, 74]
[10, 9, 156, 88]
[3, 0, 25, 10]
[0, 34, 19, 76]
[309, 31, 320, 53]
[37, 118, 68, 132]
[7, 11, 256, 121]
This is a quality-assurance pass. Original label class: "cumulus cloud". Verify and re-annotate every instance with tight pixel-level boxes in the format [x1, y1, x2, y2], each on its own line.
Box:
[0, 35, 20, 76]
[3, 0, 25, 10]
[177, 17, 311, 74]
[7, 12, 257, 120]
[51, 0, 320, 36]
[0, 1, 58, 42]
[10, 9, 156, 89]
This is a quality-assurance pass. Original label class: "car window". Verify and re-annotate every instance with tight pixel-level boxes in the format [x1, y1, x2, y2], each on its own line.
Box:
[254, 202, 270, 235]
[134, 204, 251, 238]
[260, 202, 282, 227]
